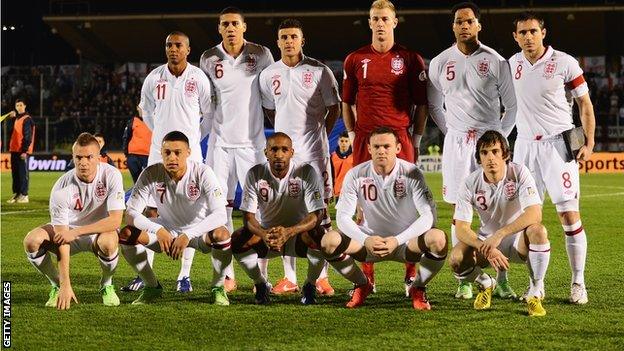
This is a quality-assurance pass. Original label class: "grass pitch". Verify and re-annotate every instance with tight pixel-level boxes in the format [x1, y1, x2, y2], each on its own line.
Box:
[1, 171, 623, 350]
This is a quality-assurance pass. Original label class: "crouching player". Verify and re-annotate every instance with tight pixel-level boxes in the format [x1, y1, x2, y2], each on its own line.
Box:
[232, 132, 365, 305]
[322, 127, 447, 310]
[450, 130, 550, 316]
[23, 132, 125, 309]
[119, 131, 232, 305]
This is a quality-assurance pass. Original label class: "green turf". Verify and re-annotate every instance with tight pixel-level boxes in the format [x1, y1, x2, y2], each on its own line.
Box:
[1, 171, 623, 350]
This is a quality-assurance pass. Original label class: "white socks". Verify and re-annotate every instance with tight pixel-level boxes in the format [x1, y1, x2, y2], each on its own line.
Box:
[177, 247, 196, 280]
[413, 252, 446, 288]
[210, 238, 232, 287]
[26, 250, 59, 287]
[528, 242, 551, 296]
[282, 256, 297, 283]
[234, 250, 266, 285]
[97, 249, 119, 287]
[327, 254, 367, 286]
[563, 221, 587, 286]
[120, 244, 159, 287]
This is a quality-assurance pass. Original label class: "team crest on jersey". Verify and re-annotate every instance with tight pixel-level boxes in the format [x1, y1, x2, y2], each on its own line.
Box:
[288, 179, 302, 197]
[504, 181, 517, 200]
[477, 58, 490, 77]
[95, 181, 107, 201]
[186, 180, 200, 201]
[393, 177, 407, 199]
[245, 54, 258, 72]
[543, 60, 557, 79]
[258, 180, 270, 202]
[391, 56, 404, 75]
[302, 71, 314, 88]
[184, 79, 197, 96]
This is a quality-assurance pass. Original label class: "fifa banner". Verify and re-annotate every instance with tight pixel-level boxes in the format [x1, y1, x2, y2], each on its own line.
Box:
[1, 153, 129, 172]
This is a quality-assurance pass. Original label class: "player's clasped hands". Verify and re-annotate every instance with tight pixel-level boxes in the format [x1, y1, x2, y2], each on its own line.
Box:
[54, 229, 79, 245]
[266, 226, 290, 251]
[170, 233, 190, 260]
[156, 228, 174, 256]
[57, 284, 78, 310]
[479, 233, 503, 258]
[365, 236, 398, 258]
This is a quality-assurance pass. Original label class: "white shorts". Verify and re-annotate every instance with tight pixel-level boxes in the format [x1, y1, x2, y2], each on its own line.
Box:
[142, 218, 211, 254]
[295, 156, 333, 199]
[206, 140, 264, 200]
[513, 136, 580, 211]
[47, 224, 111, 256]
[354, 225, 419, 263]
[478, 231, 524, 264]
[442, 129, 481, 204]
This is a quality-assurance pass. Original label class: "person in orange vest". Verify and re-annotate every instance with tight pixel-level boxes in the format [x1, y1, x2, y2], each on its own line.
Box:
[330, 131, 354, 201]
[122, 109, 152, 183]
[7, 99, 35, 204]
[94, 133, 115, 167]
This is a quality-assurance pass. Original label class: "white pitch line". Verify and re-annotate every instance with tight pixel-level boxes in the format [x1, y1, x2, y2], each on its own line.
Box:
[583, 185, 624, 190]
[0, 209, 47, 215]
[582, 192, 624, 198]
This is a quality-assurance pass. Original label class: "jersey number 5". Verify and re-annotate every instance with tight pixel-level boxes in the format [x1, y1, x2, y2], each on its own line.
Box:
[446, 64, 455, 81]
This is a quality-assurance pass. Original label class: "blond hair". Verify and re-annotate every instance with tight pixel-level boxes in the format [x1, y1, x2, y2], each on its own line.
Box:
[370, 0, 396, 15]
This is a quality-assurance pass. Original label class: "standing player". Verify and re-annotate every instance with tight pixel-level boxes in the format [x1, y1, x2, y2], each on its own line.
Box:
[131, 31, 213, 293]
[322, 127, 447, 310]
[232, 133, 365, 305]
[259, 18, 339, 296]
[200, 7, 275, 291]
[427, 2, 517, 300]
[342, 0, 429, 293]
[119, 131, 232, 305]
[23, 133, 124, 309]
[450, 130, 550, 316]
[510, 12, 595, 304]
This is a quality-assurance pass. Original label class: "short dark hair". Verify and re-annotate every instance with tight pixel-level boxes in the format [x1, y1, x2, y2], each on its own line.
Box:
[167, 31, 190, 46]
[278, 19, 303, 33]
[162, 131, 189, 145]
[475, 130, 510, 164]
[368, 126, 399, 144]
[451, 2, 480, 20]
[266, 132, 292, 144]
[74, 132, 100, 149]
[15, 98, 26, 105]
[513, 11, 545, 31]
[339, 131, 350, 139]
[220, 6, 244, 22]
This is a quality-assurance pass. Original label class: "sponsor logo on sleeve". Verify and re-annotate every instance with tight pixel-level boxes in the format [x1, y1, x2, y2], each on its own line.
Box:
[313, 191, 321, 200]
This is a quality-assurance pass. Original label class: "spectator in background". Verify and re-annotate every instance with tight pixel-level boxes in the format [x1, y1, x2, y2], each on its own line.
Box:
[94, 133, 115, 167]
[330, 131, 353, 201]
[122, 106, 152, 183]
[7, 99, 35, 204]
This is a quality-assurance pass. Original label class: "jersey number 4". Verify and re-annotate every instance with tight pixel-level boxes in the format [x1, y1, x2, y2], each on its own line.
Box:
[74, 198, 83, 211]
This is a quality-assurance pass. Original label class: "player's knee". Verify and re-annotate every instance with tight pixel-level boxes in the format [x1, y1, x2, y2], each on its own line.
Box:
[96, 231, 119, 255]
[427, 229, 448, 255]
[23, 227, 48, 252]
[210, 226, 230, 243]
[320, 230, 341, 255]
[558, 209, 580, 225]
[448, 246, 466, 272]
[118, 226, 139, 245]
[526, 223, 548, 243]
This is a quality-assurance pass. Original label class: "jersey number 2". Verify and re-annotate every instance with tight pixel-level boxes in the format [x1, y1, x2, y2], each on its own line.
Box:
[272, 79, 281, 95]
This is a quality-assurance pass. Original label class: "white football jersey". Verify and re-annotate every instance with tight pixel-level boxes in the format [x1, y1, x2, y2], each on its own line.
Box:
[428, 43, 516, 136]
[509, 46, 589, 138]
[454, 162, 542, 238]
[336, 158, 436, 245]
[139, 63, 212, 163]
[240, 161, 325, 228]
[259, 55, 341, 160]
[49, 163, 125, 227]
[200, 41, 274, 148]
[126, 160, 227, 238]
